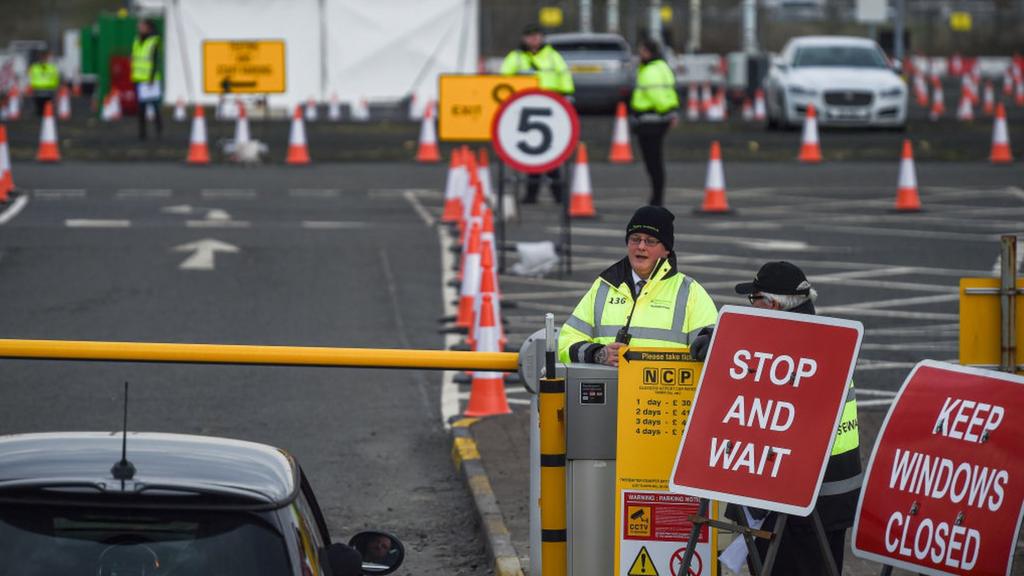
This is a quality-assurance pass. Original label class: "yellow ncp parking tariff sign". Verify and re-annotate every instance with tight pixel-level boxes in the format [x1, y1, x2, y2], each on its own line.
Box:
[203, 40, 285, 94]
[438, 75, 537, 141]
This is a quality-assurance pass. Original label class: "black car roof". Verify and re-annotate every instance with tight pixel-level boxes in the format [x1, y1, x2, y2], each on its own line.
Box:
[0, 432, 298, 508]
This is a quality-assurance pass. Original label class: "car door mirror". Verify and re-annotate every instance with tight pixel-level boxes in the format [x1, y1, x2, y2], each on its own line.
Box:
[349, 531, 405, 575]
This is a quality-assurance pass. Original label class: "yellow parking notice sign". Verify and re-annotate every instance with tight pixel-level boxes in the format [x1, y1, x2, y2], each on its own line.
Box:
[203, 40, 286, 94]
[949, 11, 972, 31]
[959, 277, 1023, 374]
[438, 75, 538, 142]
[539, 6, 564, 28]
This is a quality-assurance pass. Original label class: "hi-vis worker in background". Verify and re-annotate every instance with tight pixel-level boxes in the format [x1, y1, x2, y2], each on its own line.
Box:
[500, 24, 575, 205]
[132, 19, 162, 140]
[558, 205, 717, 366]
[630, 37, 679, 207]
[28, 51, 60, 117]
[691, 261, 862, 576]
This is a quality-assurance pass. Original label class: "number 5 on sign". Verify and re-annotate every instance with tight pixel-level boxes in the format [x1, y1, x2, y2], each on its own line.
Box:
[491, 89, 579, 174]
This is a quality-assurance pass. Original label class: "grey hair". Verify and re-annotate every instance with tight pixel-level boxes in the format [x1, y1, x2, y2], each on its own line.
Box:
[763, 287, 817, 311]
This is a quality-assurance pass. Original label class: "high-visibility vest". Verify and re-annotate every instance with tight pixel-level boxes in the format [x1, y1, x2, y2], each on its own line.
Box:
[558, 256, 717, 363]
[500, 45, 574, 95]
[28, 63, 60, 91]
[131, 35, 160, 83]
[631, 58, 679, 114]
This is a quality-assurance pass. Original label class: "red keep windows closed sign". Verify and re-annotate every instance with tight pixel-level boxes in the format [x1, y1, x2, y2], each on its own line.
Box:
[852, 361, 1024, 576]
[669, 306, 863, 516]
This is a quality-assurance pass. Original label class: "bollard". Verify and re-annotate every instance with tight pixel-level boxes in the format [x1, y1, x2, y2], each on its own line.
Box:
[538, 314, 567, 576]
[1000, 235, 1018, 373]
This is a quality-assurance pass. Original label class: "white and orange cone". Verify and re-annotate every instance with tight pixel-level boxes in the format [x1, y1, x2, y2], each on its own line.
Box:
[5, 88, 21, 121]
[328, 93, 341, 121]
[441, 148, 466, 223]
[741, 97, 753, 121]
[1016, 77, 1024, 107]
[609, 101, 633, 163]
[0, 124, 14, 202]
[351, 97, 370, 122]
[304, 97, 318, 122]
[463, 292, 511, 417]
[798, 103, 822, 163]
[569, 143, 596, 218]
[990, 103, 1014, 164]
[700, 83, 712, 115]
[108, 88, 122, 120]
[1004, 66, 1015, 98]
[477, 148, 495, 205]
[470, 239, 506, 351]
[983, 82, 995, 116]
[956, 87, 974, 121]
[686, 85, 700, 121]
[186, 105, 210, 165]
[35, 101, 60, 162]
[753, 88, 767, 122]
[415, 100, 440, 163]
[56, 86, 71, 120]
[408, 94, 423, 122]
[895, 139, 921, 212]
[234, 102, 250, 145]
[456, 222, 482, 330]
[913, 74, 930, 107]
[697, 141, 731, 214]
[286, 105, 311, 165]
[929, 79, 945, 120]
[173, 97, 187, 122]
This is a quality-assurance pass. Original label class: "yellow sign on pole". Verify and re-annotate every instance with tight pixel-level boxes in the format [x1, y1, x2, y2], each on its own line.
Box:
[438, 75, 538, 142]
[539, 6, 564, 28]
[203, 40, 286, 94]
[959, 277, 1023, 374]
[615, 348, 717, 576]
[660, 6, 674, 23]
[949, 11, 972, 32]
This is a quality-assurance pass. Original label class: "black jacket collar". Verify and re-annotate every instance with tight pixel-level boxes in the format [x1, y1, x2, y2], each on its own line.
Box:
[599, 252, 679, 294]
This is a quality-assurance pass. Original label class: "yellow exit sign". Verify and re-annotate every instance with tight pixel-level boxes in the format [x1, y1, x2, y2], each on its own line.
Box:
[203, 40, 286, 94]
[950, 11, 972, 32]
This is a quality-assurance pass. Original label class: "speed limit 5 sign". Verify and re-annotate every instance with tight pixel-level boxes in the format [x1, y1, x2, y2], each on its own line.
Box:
[491, 89, 580, 174]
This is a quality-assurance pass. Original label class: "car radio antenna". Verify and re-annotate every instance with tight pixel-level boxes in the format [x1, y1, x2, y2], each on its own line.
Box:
[110, 381, 136, 487]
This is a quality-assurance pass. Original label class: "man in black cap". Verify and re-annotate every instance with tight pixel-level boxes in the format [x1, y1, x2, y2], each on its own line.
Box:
[558, 206, 717, 365]
[693, 261, 862, 576]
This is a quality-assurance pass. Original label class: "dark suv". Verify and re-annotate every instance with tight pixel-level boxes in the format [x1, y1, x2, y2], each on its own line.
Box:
[0, 432, 403, 576]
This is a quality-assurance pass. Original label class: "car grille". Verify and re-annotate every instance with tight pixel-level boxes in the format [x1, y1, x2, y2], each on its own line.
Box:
[824, 91, 873, 106]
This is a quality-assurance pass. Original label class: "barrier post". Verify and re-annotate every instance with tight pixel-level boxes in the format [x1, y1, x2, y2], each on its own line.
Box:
[538, 314, 567, 576]
[1001, 235, 1018, 373]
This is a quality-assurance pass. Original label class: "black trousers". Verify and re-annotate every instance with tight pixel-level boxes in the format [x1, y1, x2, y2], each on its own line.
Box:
[750, 525, 846, 576]
[634, 121, 671, 206]
[524, 167, 564, 204]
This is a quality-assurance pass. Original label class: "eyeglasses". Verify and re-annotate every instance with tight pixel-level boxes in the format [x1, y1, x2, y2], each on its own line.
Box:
[628, 236, 660, 247]
[748, 294, 768, 304]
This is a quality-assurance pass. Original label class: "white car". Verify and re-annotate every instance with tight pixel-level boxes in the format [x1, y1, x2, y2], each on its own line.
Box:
[764, 36, 907, 129]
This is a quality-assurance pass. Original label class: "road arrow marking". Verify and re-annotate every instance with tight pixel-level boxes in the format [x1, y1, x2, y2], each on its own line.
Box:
[172, 238, 239, 270]
[162, 204, 195, 215]
[65, 219, 132, 228]
[206, 209, 231, 221]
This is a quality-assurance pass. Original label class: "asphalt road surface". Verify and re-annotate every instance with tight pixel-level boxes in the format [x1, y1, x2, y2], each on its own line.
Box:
[0, 163, 490, 575]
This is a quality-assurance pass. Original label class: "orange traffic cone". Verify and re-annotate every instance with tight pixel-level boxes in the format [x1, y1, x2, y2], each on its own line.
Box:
[456, 222, 482, 329]
[0, 125, 13, 201]
[608, 101, 633, 163]
[470, 240, 506, 350]
[955, 87, 974, 121]
[929, 79, 945, 120]
[72, 77, 82, 97]
[1016, 77, 1024, 107]
[990, 103, 1014, 164]
[798, 103, 822, 163]
[57, 86, 71, 120]
[234, 102, 250, 145]
[894, 139, 921, 212]
[569, 144, 596, 218]
[416, 101, 440, 163]
[286, 105, 311, 165]
[741, 97, 753, 121]
[35, 101, 60, 162]
[1004, 67, 1015, 98]
[477, 148, 495, 204]
[186, 105, 210, 165]
[913, 74, 929, 107]
[109, 88, 122, 120]
[441, 149, 466, 223]
[463, 292, 511, 417]
[753, 88, 766, 122]
[686, 85, 700, 121]
[304, 97, 318, 122]
[697, 141, 731, 214]
[173, 97, 187, 121]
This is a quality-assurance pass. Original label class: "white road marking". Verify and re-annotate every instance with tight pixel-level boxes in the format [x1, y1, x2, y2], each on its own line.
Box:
[856, 361, 921, 371]
[380, 248, 434, 417]
[814, 306, 959, 321]
[65, 219, 131, 228]
[200, 188, 256, 199]
[1008, 186, 1024, 201]
[858, 399, 895, 408]
[369, 188, 443, 199]
[116, 188, 172, 198]
[456, 392, 529, 405]
[854, 388, 899, 397]
[300, 221, 369, 229]
[172, 238, 239, 270]
[839, 293, 959, 310]
[162, 204, 195, 215]
[797, 222, 1000, 242]
[404, 190, 436, 227]
[289, 188, 340, 198]
[34, 189, 86, 199]
[502, 290, 587, 301]
[0, 194, 29, 225]
[566, 226, 816, 252]
[867, 323, 959, 336]
[860, 341, 959, 351]
[185, 220, 251, 228]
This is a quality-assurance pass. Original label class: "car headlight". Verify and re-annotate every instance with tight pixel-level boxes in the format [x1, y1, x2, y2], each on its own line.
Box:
[787, 85, 818, 97]
[879, 87, 903, 99]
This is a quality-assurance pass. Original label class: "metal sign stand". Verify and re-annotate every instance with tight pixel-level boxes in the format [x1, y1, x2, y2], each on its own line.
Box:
[677, 499, 840, 576]
[560, 164, 572, 277]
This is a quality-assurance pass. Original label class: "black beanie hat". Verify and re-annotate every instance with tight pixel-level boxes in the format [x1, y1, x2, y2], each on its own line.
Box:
[625, 206, 675, 251]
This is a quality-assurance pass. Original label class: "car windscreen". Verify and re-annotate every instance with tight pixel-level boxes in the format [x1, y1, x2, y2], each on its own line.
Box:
[549, 41, 628, 55]
[792, 46, 888, 68]
[0, 504, 291, 576]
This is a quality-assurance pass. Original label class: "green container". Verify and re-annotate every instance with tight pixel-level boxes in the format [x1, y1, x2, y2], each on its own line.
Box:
[91, 13, 164, 114]
[79, 24, 98, 77]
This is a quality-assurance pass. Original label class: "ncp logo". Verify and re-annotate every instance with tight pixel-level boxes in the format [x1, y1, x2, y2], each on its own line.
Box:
[642, 368, 694, 386]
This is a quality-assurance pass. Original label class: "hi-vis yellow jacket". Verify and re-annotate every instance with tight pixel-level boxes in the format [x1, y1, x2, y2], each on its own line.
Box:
[558, 254, 717, 363]
[500, 44, 574, 95]
[631, 58, 679, 114]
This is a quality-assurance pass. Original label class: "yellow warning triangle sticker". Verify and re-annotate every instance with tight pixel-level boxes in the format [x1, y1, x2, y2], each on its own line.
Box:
[628, 546, 659, 576]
